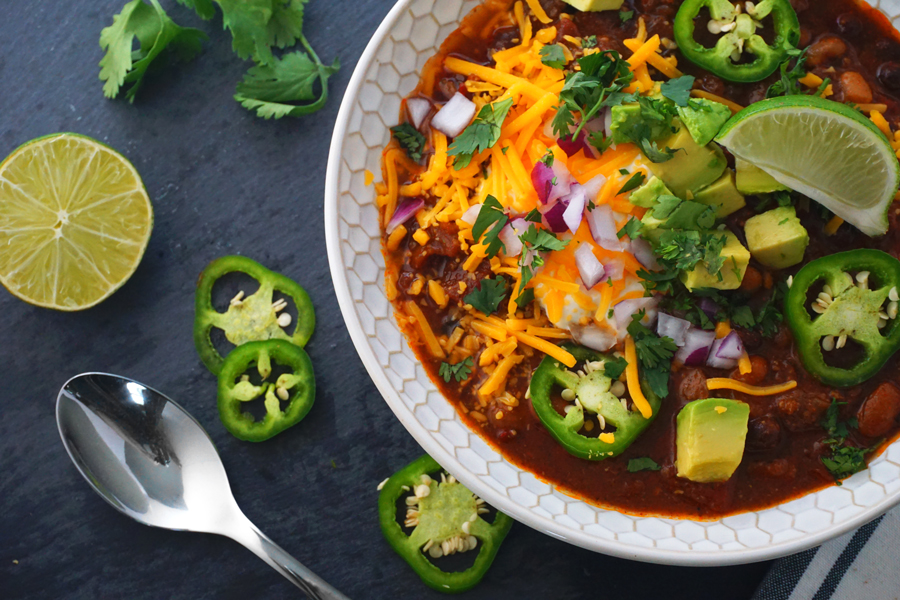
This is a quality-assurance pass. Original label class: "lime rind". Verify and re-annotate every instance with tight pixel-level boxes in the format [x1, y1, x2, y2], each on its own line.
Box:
[716, 96, 900, 237]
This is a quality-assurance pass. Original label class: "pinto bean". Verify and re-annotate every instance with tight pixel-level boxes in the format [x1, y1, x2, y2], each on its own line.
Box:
[857, 382, 900, 438]
[739, 267, 763, 293]
[838, 72, 873, 105]
[731, 356, 769, 386]
[806, 36, 847, 67]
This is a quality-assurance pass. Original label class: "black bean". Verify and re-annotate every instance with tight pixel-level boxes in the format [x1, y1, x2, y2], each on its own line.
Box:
[878, 61, 900, 91]
[746, 416, 782, 452]
[836, 13, 862, 38]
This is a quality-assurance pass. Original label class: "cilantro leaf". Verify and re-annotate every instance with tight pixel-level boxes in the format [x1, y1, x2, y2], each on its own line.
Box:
[448, 98, 514, 168]
[651, 196, 717, 230]
[234, 50, 340, 119]
[553, 51, 634, 141]
[619, 10, 635, 23]
[524, 208, 542, 223]
[516, 287, 535, 307]
[766, 47, 809, 98]
[819, 398, 872, 483]
[660, 75, 696, 107]
[391, 123, 426, 162]
[464, 278, 508, 315]
[540, 44, 567, 69]
[214, 0, 278, 64]
[439, 357, 474, 383]
[100, 0, 207, 102]
[176, 0, 216, 20]
[472, 195, 509, 258]
[616, 172, 646, 196]
[627, 311, 676, 398]
[627, 457, 661, 472]
[617, 216, 642, 240]
[519, 224, 568, 252]
[603, 356, 628, 380]
[582, 35, 598, 49]
[267, 0, 307, 49]
[730, 305, 756, 329]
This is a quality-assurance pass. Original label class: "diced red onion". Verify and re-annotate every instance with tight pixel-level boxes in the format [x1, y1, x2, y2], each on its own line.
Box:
[542, 201, 569, 234]
[431, 93, 476, 138]
[386, 197, 424, 234]
[460, 204, 482, 225]
[582, 174, 607, 203]
[406, 98, 431, 130]
[586, 204, 624, 252]
[575, 243, 606, 289]
[631, 237, 661, 271]
[509, 217, 528, 234]
[614, 296, 658, 331]
[707, 337, 739, 369]
[602, 108, 613, 137]
[571, 323, 617, 352]
[558, 131, 590, 158]
[531, 161, 554, 204]
[603, 258, 624, 280]
[676, 329, 716, 366]
[548, 160, 572, 204]
[699, 297, 720, 320]
[582, 118, 605, 158]
[657, 313, 692, 347]
[499, 224, 523, 257]
[562, 184, 587, 234]
[714, 331, 744, 360]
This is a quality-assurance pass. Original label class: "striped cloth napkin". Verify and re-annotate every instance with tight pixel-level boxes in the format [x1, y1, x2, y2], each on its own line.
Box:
[752, 506, 900, 600]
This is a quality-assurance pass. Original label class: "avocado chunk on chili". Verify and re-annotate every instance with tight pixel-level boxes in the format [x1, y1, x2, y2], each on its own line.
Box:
[676, 398, 750, 483]
[785, 249, 900, 387]
[735, 157, 791, 194]
[561, 0, 625, 10]
[745, 206, 809, 269]
[680, 230, 750, 290]
[530, 344, 661, 460]
[693, 170, 746, 218]
[647, 128, 727, 198]
[673, 0, 801, 83]
[217, 340, 315, 441]
[609, 104, 672, 145]
[628, 176, 672, 208]
[378, 455, 512, 594]
[676, 98, 733, 146]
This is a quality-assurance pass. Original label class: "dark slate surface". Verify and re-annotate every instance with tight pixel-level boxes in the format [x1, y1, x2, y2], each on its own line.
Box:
[0, 1, 771, 598]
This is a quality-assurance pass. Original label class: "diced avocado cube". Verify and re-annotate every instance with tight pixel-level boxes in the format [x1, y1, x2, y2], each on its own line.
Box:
[609, 104, 671, 144]
[680, 230, 750, 290]
[647, 128, 727, 198]
[735, 157, 791, 195]
[676, 398, 750, 483]
[561, 0, 625, 12]
[628, 176, 672, 208]
[693, 170, 746, 218]
[744, 206, 809, 269]
[676, 98, 733, 146]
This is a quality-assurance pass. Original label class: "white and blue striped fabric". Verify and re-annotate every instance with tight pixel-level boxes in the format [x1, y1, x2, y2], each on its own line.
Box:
[753, 507, 900, 600]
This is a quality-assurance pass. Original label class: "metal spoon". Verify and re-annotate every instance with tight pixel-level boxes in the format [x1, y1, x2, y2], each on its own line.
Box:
[56, 372, 350, 600]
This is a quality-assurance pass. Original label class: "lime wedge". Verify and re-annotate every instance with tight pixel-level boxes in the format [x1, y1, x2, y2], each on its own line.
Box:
[0, 133, 153, 310]
[716, 96, 900, 236]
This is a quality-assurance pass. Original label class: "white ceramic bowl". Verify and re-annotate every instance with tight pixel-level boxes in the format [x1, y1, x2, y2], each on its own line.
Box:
[325, 0, 900, 565]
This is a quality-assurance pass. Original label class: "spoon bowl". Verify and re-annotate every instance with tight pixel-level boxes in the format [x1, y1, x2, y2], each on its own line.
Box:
[57, 372, 349, 600]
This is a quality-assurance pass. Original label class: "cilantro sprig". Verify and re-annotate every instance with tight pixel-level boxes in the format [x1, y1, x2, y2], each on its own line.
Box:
[100, 0, 207, 101]
[448, 98, 514, 168]
[439, 357, 474, 383]
[820, 400, 872, 484]
[627, 312, 677, 398]
[390, 123, 426, 162]
[539, 44, 567, 69]
[627, 457, 661, 472]
[464, 278, 508, 315]
[472, 195, 509, 258]
[516, 224, 568, 295]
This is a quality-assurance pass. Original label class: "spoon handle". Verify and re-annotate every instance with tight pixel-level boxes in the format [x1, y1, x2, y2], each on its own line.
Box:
[227, 513, 352, 600]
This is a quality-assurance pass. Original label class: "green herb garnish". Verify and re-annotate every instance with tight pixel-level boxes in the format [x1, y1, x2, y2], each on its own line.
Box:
[390, 123, 426, 162]
[439, 357, 475, 383]
[448, 98, 514, 168]
[464, 278, 508, 315]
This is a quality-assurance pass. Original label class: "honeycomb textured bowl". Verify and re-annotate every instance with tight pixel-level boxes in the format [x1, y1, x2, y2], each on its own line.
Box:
[325, 0, 900, 564]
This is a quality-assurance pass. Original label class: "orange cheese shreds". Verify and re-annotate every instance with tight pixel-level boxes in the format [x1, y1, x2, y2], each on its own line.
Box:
[624, 336, 653, 419]
[514, 331, 577, 367]
[824, 215, 845, 235]
[428, 280, 448, 308]
[364, 169, 375, 186]
[690, 90, 744, 114]
[386, 224, 407, 252]
[413, 229, 430, 246]
[408, 275, 425, 296]
[405, 301, 445, 359]
[738, 352, 752, 375]
[480, 337, 518, 366]
[598, 432, 615, 444]
[525, 0, 551, 23]
[400, 182, 422, 196]
[626, 35, 661, 71]
[858, 103, 889, 114]
[623, 38, 681, 79]
[479, 353, 525, 396]
[799, 73, 824, 88]
[706, 378, 798, 396]
[525, 326, 571, 339]
[715, 321, 731, 339]
[870, 111, 892, 137]
[385, 271, 399, 301]
[472, 319, 509, 342]
[444, 57, 549, 102]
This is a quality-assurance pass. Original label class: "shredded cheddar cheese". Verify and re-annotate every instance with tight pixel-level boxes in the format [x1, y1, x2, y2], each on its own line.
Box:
[624, 336, 653, 419]
[824, 215, 845, 235]
[405, 301, 445, 359]
[706, 378, 798, 396]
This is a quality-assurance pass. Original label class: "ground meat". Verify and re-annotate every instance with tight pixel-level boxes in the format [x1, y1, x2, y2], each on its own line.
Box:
[678, 369, 709, 401]
[746, 416, 782, 452]
[408, 222, 462, 269]
[439, 259, 493, 304]
[776, 389, 833, 431]
[857, 382, 900, 438]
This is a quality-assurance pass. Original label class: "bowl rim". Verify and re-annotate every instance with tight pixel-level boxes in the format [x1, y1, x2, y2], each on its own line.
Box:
[324, 0, 900, 565]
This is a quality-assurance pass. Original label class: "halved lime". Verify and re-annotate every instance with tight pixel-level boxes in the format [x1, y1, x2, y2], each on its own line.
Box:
[716, 96, 900, 237]
[0, 133, 153, 310]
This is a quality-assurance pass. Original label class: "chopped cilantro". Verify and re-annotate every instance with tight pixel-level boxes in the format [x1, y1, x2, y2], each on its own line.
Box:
[100, 0, 207, 101]
[730, 305, 756, 329]
[603, 356, 628, 380]
[820, 399, 872, 483]
[516, 287, 535, 307]
[650, 196, 716, 230]
[660, 75, 696, 107]
[540, 44, 567, 69]
[448, 98, 514, 168]
[766, 47, 809, 98]
[464, 278, 508, 315]
[524, 208, 542, 222]
[617, 216, 643, 240]
[439, 357, 474, 383]
[619, 9, 634, 23]
[518, 224, 568, 289]
[472, 195, 508, 258]
[390, 123, 426, 162]
[582, 35, 598, 49]
[540, 151, 555, 166]
[627, 312, 677, 398]
[616, 172, 646, 196]
[627, 457, 661, 472]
